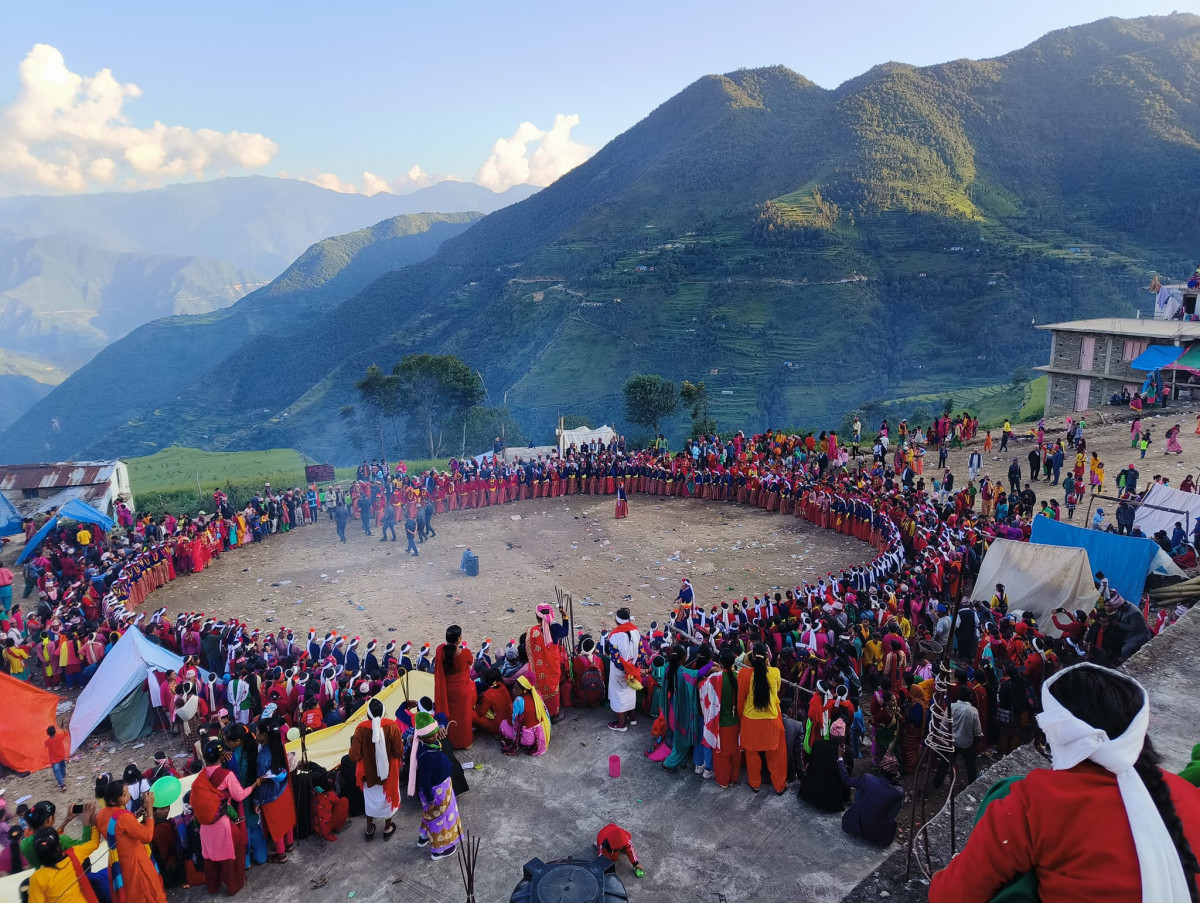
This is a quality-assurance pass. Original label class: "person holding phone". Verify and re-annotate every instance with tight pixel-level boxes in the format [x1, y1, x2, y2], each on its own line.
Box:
[96, 780, 167, 903]
[19, 801, 94, 869]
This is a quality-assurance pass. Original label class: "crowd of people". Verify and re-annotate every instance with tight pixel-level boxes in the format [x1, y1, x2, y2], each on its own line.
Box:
[3, 411, 1200, 902]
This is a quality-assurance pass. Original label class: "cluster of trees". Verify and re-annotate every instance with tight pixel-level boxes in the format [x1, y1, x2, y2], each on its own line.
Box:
[621, 374, 716, 437]
[348, 354, 525, 461]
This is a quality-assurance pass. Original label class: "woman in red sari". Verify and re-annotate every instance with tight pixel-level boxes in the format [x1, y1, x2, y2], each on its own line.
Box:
[433, 626, 476, 750]
[527, 603, 563, 718]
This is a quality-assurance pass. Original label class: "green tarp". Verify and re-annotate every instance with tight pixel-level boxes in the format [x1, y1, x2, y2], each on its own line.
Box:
[108, 683, 153, 744]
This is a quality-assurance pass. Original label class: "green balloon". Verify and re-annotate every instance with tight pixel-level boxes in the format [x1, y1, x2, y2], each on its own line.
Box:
[150, 774, 181, 808]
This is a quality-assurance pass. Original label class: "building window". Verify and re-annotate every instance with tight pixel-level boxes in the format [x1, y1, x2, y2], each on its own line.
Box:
[21, 488, 38, 499]
[1123, 339, 1148, 362]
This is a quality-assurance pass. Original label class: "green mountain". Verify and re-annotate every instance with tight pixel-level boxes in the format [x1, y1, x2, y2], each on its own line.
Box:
[0, 235, 265, 370]
[5, 14, 1199, 464]
[0, 349, 66, 433]
[0, 212, 479, 459]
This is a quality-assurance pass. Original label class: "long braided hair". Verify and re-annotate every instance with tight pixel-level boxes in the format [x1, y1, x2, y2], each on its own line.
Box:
[1049, 667, 1200, 902]
[751, 642, 772, 711]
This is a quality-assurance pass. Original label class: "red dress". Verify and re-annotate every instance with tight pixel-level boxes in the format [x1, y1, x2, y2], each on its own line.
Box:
[433, 644, 477, 750]
[930, 762, 1200, 903]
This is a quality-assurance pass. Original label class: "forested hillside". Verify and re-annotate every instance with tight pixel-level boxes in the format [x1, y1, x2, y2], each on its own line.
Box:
[5, 14, 1198, 463]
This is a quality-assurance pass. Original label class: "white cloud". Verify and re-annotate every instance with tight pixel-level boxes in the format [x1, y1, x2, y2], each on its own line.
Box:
[297, 164, 447, 196]
[301, 171, 359, 194]
[288, 113, 595, 198]
[0, 43, 278, 193]
[474, 113, 593, 191]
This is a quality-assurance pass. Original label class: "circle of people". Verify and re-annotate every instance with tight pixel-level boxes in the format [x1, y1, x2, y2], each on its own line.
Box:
[3, 413, 1196, 903]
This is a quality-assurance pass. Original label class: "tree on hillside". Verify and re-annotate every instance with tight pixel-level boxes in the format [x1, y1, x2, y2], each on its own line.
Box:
[394, 354, 485, 459]
[446, 405, 527, 458]
[339, 404, 368, 460]
[623, 374, 679, 434]
[680, 379, 716, 437]
[354, 365, 403, 454]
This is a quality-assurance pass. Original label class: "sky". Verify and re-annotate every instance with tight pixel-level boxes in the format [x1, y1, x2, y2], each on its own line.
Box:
[0, 0, 1193, 197]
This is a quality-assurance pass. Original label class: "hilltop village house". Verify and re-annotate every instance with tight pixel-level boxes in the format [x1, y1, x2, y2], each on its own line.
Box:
[0, 460, 132, 519]
[1037, 318, 1200, 414]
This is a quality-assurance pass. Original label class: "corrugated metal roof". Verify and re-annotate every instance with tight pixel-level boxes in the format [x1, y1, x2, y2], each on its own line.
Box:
[14, 484, 112, 518]
[0, 461, 117, 492]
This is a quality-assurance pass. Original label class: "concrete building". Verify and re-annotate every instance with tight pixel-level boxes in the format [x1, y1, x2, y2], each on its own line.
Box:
[1036, 317, 1200, 414]
[0, 460, 132, 518]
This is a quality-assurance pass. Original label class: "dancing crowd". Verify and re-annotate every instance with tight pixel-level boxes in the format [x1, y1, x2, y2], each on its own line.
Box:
[4, 412, 1200, 903]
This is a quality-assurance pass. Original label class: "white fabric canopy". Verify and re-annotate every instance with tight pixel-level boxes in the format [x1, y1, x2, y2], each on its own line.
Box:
[1133, 483, 1200, 538]
[67, 627, 189, 753]
[559, 424, 616, 453]
[970, 539, 1098, 621]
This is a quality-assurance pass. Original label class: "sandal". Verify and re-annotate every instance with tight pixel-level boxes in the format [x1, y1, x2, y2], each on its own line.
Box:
[365, 826, 376, 842]
[383, 822, 396, 841]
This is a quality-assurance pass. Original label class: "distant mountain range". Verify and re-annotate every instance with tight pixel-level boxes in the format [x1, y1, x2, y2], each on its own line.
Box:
[0, 178, 536, 431]
[0, 211, 479, 455]
[4, 14, 1199, 463]
[0, 177, 538, 276]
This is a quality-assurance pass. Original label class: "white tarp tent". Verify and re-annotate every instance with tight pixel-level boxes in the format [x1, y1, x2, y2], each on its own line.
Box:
[970, 539, 1098, 622]
[1133, 482, 1200, 538]
[68, 627, 189, 753]
[559, 424, 616, 454]
[1151, 546, 1189, 579]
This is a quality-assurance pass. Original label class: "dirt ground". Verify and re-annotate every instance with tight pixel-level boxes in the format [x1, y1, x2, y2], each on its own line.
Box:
[9, 401, 1200, 812]
[969, 403, 1200, 521]
[3, 495, 868, 809]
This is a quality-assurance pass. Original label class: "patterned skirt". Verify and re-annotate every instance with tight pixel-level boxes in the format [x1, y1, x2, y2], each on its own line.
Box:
[418, 777, 462, 854]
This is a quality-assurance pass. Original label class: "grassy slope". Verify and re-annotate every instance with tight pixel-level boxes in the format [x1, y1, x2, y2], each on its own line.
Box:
[127, 446, 450, 515]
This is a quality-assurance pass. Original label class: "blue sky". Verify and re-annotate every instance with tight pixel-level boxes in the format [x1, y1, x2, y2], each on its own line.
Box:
[0, 0, 1193, 195]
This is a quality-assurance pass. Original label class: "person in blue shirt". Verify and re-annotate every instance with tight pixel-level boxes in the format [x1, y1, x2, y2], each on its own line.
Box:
[253, 721, 295, 863]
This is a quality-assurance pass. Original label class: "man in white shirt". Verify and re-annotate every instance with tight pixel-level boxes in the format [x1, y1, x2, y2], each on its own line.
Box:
[607, 608, 641, 732]
[933, 604, 953, 647]
[931, 684, 983, 788]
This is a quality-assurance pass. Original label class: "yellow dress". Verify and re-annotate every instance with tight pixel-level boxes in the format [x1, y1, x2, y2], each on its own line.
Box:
[27, 832, 101, 903]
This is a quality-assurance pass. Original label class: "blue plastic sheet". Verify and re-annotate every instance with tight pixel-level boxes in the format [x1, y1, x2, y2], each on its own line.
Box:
[1030, 516, 1157, 603]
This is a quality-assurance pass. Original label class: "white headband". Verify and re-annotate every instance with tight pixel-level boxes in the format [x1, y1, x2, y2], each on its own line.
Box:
[1037, 663, 1190, 903]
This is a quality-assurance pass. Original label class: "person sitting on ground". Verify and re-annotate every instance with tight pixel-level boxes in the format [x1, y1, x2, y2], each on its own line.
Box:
[837, 745, 906, 847]
[930, 662, 1200, 902]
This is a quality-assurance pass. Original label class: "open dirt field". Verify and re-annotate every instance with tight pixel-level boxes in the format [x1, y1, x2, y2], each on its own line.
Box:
[11, 402, 1200, 814]
[3, 495, 870, 806]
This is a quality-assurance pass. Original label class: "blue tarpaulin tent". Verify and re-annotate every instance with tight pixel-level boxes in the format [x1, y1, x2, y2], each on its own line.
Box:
[58, 498, 114, 531]
[0, 493, 19, 536]
[17, 499, 114, 563]
[1030, 516, 1158, 603]
[1130, 344, 1184, 371]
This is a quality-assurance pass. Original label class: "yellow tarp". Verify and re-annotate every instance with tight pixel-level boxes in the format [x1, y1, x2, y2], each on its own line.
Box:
[0, 672, 434, 902]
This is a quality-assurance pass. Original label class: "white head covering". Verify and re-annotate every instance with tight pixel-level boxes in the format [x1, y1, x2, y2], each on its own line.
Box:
[1036, 663, 1191, 903]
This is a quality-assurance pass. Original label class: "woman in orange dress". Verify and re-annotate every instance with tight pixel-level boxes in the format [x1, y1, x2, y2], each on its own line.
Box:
[97, 779, 168, 903]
